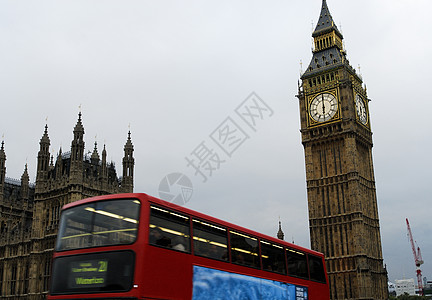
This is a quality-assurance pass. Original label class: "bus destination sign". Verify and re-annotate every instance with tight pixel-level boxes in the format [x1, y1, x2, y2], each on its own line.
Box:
[68, 259, 108, 288]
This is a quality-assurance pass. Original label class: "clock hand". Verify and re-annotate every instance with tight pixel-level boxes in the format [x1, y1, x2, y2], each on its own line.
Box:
[321, 95, 325, 115]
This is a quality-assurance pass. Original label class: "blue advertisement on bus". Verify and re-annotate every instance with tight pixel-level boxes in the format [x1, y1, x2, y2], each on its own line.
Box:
[192, 265, 308, 300]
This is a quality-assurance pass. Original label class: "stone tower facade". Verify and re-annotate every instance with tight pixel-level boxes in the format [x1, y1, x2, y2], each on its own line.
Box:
[0, 113, 134, 299]
[297, 1, 388, 299]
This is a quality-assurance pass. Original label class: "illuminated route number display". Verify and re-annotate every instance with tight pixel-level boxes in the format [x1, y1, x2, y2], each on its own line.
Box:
[69, 259, 108, 288]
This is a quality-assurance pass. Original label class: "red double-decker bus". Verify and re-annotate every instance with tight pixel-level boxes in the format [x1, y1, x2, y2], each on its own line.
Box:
[48, 193, 329, 300]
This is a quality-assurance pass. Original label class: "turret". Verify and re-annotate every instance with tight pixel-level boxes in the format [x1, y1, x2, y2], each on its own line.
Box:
[121, 131, 134, 192]
[91, 142, 100, 165]
[36, 125, 50, 185]
[21, 164, 30, 200]
[55, 148, 63, 178]
[70, 112, 85, 182]
[50, 154, 54, 170]
[0, 140, 6, 202]
[101, 144, 108, 183]
[277, 220, 284, 241]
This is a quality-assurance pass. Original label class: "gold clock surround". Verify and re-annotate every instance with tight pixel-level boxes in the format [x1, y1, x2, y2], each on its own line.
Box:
[307, 90, 340, 126]
[355, 93, 368, 125]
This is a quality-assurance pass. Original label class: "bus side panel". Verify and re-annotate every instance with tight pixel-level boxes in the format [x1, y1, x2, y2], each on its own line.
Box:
[141, 246, 193, 300]
[307, 282, 330, 300]
[191, 265, 308, 299]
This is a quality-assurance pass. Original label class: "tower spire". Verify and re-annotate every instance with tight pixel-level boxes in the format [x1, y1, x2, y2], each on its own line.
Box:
[71, 113, 85, 161]
[73, 112, 85, 140]
[277, 219, 284, 241]
[36, 124, 51, 185]
[21, 164, 29, 200]
[91, 141, 100, 165]
[0, 139, 5, 175]
[122, 130, 134, 192]
[70, 112, 85, 183]
[55, 147, 63, 177]
[101, 143, 108, 183]
[0, 139, 6, 202]
[313, 0, 342, 38]
[302, 0, 353, 80]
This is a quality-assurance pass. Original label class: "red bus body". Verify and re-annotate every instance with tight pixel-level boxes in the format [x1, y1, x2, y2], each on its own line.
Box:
[48, 193, 329, 300]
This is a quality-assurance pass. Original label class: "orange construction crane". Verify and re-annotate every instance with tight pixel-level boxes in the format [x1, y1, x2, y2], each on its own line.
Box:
[406, 218, 424, 296]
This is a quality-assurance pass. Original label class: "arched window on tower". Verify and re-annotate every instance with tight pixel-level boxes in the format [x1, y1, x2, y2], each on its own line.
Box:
[50, 202, 60, 227]
[45, 210, 49, 232]
[43, 256, 51, 292]
[10, 263, 17, 295]
[24, 262, 30, 294]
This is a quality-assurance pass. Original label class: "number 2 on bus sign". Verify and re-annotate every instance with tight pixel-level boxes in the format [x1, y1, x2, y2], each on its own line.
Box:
[98, 260, 108, 272]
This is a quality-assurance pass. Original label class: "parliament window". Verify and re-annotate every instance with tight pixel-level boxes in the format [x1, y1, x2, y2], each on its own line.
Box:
[24, 262, 30, 294]
[10, 263, 17, 295]
[0, 266, 3, 296]
[43, 257, 51, 292]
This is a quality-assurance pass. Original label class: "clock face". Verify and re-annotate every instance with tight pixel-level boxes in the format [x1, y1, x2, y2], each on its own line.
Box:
[310, 93, 338, 122]
[355, 94, 368, 125]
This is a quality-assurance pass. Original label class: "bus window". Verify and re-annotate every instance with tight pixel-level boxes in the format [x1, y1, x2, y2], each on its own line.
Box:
[261, 240, 286, 274]
[56, 199, 140, 251]
[149, 206, 190, 253]
[192, 219, 228, 261]
[230, 231, 260, 268]
[286, 248, 308, 279]
[308, 254, 326, 283]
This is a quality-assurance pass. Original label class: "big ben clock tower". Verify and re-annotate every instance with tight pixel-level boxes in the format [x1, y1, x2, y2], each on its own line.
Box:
[297, 1, 388, 299]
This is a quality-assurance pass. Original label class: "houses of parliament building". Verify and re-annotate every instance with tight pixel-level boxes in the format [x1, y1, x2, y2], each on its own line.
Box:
[0, 113, 134, 299]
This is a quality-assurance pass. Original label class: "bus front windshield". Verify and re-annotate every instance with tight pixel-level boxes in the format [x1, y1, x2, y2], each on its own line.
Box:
[56, 199, 140, 251]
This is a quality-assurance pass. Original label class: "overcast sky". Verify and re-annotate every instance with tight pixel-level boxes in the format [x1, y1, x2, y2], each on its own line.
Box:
[1, 0, 431, 283]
